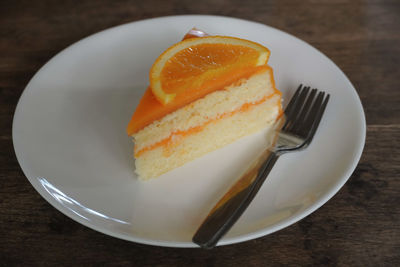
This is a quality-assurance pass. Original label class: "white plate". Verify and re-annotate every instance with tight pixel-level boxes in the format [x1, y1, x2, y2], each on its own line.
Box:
[12, 15, 366, 247]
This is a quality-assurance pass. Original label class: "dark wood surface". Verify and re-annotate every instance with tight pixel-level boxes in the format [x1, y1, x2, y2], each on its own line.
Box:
[1, 0, 399, 266]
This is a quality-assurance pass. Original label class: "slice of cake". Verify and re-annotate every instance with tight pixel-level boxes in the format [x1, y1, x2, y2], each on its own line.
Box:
[127, 31, 282, 180]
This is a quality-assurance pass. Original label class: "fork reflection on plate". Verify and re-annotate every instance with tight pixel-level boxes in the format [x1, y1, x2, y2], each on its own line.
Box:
[192, 85, 330, 249]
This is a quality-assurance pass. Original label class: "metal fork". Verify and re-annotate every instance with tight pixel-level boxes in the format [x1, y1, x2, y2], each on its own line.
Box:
[192, 85, 330, 249]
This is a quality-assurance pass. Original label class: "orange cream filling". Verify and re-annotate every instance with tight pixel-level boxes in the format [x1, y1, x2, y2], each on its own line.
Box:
[134, 92, 282, 157]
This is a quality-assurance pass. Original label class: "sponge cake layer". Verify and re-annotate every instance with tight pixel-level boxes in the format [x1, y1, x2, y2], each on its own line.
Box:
[134, 94, 281, 179]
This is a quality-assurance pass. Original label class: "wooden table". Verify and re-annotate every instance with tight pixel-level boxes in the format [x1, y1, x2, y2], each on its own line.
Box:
[1, 0, 399, 265]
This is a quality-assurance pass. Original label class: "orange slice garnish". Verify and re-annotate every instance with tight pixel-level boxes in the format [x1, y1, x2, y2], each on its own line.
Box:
[150, 36, 270, 105]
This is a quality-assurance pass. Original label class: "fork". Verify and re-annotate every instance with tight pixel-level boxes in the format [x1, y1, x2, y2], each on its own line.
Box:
[192, 85, 330, 249]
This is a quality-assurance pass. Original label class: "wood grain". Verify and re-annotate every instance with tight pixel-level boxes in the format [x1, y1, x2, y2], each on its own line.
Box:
[1, 0, 399, 266]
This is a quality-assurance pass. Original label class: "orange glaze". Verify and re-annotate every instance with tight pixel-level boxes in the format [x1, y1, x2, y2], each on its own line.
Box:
[127, 65, 274, 135]
[134, 92, 281, 157]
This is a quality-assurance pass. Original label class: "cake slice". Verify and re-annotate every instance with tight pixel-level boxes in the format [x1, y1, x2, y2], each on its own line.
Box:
[127, 31, 282, 180]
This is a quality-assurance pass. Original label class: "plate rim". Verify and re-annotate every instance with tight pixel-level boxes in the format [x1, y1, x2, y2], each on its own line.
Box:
[12, 14, 366, 248]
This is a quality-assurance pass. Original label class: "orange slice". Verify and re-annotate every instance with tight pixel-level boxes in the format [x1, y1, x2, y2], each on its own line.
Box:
[150, 36, 270, 105]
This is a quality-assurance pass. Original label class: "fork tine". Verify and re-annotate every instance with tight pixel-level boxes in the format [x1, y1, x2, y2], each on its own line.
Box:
[283, 86, 310, 131]
[290, 88, 318, 134]
[284, 84, 302, 115]
[304, 93, 330, 144]
[284, 86, 310, 131]
[281, 85, 302, 130]
[296, 90, 324, 137]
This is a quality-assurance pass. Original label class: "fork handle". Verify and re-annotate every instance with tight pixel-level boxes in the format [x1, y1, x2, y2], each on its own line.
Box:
[192, 151, 279, 249]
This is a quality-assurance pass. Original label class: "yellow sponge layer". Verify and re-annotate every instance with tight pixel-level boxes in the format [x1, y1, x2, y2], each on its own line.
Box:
[134, 94, 281, 180]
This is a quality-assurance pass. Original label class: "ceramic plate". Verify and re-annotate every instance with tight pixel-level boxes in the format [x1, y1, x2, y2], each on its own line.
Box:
[12, 15, 366, 247]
